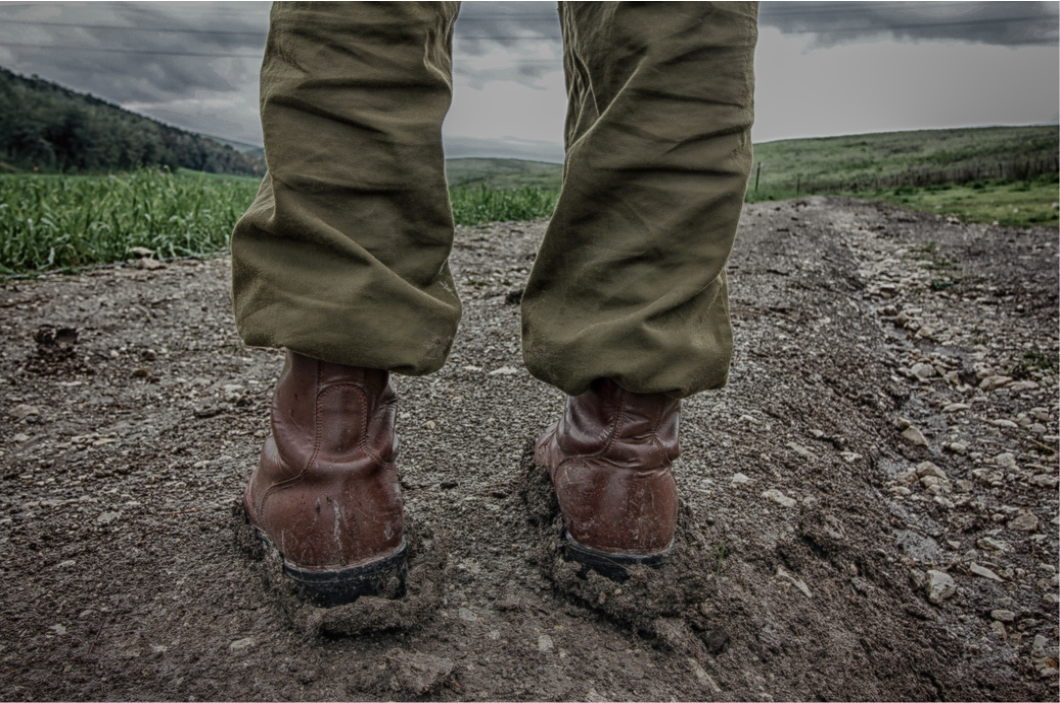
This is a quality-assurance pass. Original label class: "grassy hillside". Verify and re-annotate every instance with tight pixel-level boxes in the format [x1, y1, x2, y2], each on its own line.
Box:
[0, 66, 264, 176]
[748, 125, 1057, 198]
[446, 158, 562, 190]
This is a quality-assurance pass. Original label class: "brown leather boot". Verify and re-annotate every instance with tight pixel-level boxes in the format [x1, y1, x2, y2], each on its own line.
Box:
[535, 379, 680, 581]
[244, 350, 407, 606]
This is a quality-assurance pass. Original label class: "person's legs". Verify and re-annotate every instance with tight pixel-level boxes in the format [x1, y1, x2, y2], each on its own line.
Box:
[524, 1, 757, 399]
[233, 1, 462, 375]
[233, 1, 460, 605]
[532, 1, 758, 578]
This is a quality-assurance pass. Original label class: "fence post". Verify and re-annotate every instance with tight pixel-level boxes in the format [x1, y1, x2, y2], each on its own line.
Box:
[755, 162, 761, 192]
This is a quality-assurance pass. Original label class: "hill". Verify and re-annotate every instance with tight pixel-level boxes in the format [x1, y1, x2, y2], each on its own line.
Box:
[0, 66, 264, 176]
[748, 125, 1058, 197]
[446, 157, 562, 190]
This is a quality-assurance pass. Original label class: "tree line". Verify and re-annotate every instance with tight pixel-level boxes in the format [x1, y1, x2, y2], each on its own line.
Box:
[0, 66, 265, 176]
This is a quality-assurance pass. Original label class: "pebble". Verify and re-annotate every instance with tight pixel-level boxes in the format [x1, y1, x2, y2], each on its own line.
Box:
[901, 426, 928, 446]
[943, 403, 970, 413]
[926, 570, 956, 604]
[423, 420, 437, 430]
[776, 565, 813, 598]
[731, 473, 754, 486]
[979, 375, 1012, 391]
[12, 433, 30, 443]
[96, 511, 121, 525]
[977, 537, 1011, 552]
[137, 257, 166, 270]
[1008, 380, 1038, 391]
[458, 607, 479, 622]
[916, 462, 946, 479]
[488, 366, 519, 375]
[990, 609, 1016, 622]
[911, 363, 936, 379]
[462, 365, 483, 372]
[989, 419, 1018, 429]
[48, 624, 67, 636]
[537, 634, 554, 652]
[229, 637, 254, 650]
[688, 658, 722, 693]
[1028, 474, 1059, 488]
[969, 562, 1003, 582]
[761, 489, 797, 508]
[945, 441, 968, 454]
[1007, 511, 1039, 532]
[786, 442, 816, 460]
[8, 404, 40, 420]
[993, 453, 1018, 470]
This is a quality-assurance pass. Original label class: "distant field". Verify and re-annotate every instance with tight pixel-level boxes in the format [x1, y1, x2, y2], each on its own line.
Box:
[446, 158, 562, 190]
[2, 126, 1056, 275]
[0, 169, 557, 275]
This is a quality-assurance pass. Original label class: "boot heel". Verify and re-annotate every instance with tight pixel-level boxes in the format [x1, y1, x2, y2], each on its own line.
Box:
[563, 534, 668, 582]
[283, 541, 409, 607]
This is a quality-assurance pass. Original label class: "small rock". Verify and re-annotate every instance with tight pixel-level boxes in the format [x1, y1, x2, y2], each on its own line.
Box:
[688, 658, 722, 693]
[538, 634, 554, 652]
[916, 461, 947, 479]
[457, 607, 478, 622]
[969, 562, 1003, 582]
[911, 363, 936, 379]
[128, 246, 154, 257]
[945, 441, 968, 454]
[12, 433, 30, 443]
[423, 420, 437, 430]
[926, 570, 956, 604]
[901, 426, 928, 446]
[990, 419, 1019, 429]
[1029, 474, 1059, 488]
[8, 404, 40, 420]
[1007, 511, 1039, 532]
[1008, 380, 1038, 391]
[943, 403, 970, 413]
[137, 257, 166, 270]
[761, 489, 796, 508]
[462, 365, 483, 372]
[229, 637, 254, 650]
[991, 609, 1016, 622]
[786, 442, 816, 460]
[488, 366, 519, 376]
[977, 537, 1011, 552]
[993, 453, 1018, 470]
[979, 375, 1012, 391]
[48, 624, 67, 636]
[990, 620, 1007, 638]
[731, 473, 754, 486]
[895, 470, 919, 485]
[96, 511, 121, 525]
[839, 451, 862, 463]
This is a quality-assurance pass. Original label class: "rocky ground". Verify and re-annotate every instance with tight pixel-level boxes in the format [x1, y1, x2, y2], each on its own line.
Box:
[0, 197, 1057, 701]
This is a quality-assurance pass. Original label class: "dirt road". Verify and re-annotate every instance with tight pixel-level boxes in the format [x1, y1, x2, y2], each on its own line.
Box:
[1, 197, 1057, 700]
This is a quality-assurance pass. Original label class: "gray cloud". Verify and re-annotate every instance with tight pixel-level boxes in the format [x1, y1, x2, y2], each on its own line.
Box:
[452, 1, 560, 57]
[0, 1, 269, 105]
[759, 1, 1059, 47]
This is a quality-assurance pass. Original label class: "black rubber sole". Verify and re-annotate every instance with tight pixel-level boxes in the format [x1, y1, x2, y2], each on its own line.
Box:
[562, 533, 669, 582]
[282, 541, 409, 608]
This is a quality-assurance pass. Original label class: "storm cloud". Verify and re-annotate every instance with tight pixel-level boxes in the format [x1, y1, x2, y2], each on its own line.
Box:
[760, 1, 1059, 47]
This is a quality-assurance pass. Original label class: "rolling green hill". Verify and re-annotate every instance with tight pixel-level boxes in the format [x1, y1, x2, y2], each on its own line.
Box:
[749, 125, 1057, 197]
[0, 66, 264, 176]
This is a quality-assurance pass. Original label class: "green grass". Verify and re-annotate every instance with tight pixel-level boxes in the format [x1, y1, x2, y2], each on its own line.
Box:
[0, 169, 260, 274]
[450, 184, 559, 226]
[748, 125, 1058, 195]
[853, 174, 1059, 228]
[446, 157, 562, 190]
[0, 169, 560, 275]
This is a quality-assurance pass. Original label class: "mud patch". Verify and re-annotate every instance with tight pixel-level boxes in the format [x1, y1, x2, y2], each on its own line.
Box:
[520, 443, 721, 648]
[230, 502, 448, 638]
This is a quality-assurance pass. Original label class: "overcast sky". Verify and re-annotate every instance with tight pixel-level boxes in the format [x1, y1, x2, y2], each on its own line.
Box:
[0, 1, 1056, 161]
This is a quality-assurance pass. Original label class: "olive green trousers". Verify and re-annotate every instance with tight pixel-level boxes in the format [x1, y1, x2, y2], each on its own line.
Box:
[232, 1, 757, 399]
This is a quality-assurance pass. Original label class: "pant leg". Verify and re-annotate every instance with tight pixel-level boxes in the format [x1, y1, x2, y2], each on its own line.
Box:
[232, 1, 462, 375]
[522, 1, 757, 399]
